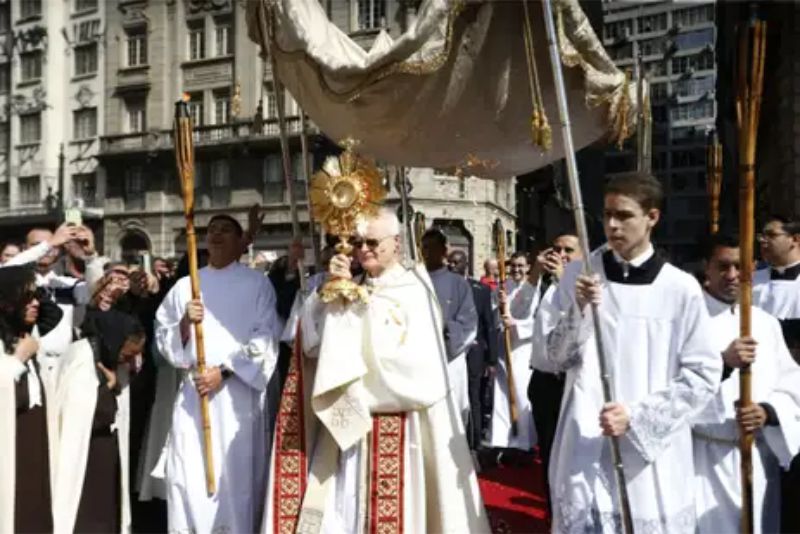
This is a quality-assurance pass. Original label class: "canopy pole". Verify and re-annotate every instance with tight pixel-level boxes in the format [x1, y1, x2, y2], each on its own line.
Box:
[540, 1, 634, 532]
[257, 2, 306, 291]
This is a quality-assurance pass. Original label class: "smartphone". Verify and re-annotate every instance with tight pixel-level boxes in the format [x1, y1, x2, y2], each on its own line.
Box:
[142, 252, 152, 274]
[64, 208, 82, 226]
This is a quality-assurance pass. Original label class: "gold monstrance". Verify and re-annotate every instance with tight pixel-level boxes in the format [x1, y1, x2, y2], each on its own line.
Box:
[310, 140, 386, 303]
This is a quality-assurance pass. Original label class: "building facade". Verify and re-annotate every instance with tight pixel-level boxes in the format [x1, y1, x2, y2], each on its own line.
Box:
[602, 0, 717, 264]
[95, 0, 515, 273]
[0, 0, 106, 243]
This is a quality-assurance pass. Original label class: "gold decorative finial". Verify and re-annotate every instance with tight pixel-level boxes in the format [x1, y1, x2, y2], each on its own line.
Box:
[310, 140, 386, 304]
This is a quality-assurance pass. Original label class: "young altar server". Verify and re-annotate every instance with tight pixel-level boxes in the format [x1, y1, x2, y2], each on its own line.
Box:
[491, 250, 539, 452]
[752, 215, 800, 529]
[262, 209, 489, 534]
[155, 214, 280, 533]
[422, 227, 478, 425]
[693, 233, 800, 533]
[531, 172, 721, 533]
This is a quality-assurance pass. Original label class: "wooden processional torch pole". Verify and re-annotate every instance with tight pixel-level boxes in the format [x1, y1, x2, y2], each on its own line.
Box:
[707, 134, 723, 235]
[540, 0, 633, 531]
[735, 18, 766, 534]
[493, 221, 519, 436]
[174, 98, 216, 495]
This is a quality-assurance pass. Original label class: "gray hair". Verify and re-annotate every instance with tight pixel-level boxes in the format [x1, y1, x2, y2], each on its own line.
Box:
[374, 207, 400, 236]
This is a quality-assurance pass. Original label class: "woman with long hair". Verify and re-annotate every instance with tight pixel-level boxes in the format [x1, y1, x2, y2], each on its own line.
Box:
[0, 265, 55, 532]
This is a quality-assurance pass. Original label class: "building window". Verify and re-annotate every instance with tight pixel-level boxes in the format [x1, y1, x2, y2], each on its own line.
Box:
[356, 0, 385, 31]
[265, 82, 279, 118]
[73, 107, 97, 139]
[213, 90, 230, 125]
[126, 27, 147, 67]
[0, 4, 9, 32]
[0, 122, 8, 152]
[20, 0, 42, 19]
[639, 13, 667, 33]
[124, 167, 144, 205]
[675, 28, 714, 51]
[18, 175, 40, 206]
[0, 183, 8, 209]
[19, 112, 41, 144]
[125, 98, 146, 133]
[75, 0, 97, 12]
[72, 172, 97, 206]
[188, 21, 205, 61]
[20, 51, 42, 82]
[214, 19, 232, 57]
[0, 63, 9, 93]
[639, 37, 665, 56]
[74, 43, 98, 76]
[603, 18, 634, 42]
[187, 93, 204, 126]
[673, 5, 714, 29]
[669, 101, 713, 122]
[675, 75, 715, 98]
[263, 155, 284, 203]
[607, 42, 632, 61]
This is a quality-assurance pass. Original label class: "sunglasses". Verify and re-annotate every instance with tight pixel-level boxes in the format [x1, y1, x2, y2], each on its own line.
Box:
[349, 235, 392, 250]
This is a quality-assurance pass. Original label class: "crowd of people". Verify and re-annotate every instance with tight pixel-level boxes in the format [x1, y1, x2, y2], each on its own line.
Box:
[1, 171, 799, 534]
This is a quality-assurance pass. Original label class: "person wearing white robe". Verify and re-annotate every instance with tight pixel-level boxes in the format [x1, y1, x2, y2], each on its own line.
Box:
[692, 234, 800, 533]
[261, 209, 489, 534]
[492, 251, 539, 451]
[532, 173, 721, 533]
[155, 214, 279, 534]
[422, 228, 477, 426]
[752, 215, 800, 530]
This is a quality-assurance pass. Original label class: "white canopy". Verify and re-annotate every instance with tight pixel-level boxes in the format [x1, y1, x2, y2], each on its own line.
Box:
[246, 0, 638, 179]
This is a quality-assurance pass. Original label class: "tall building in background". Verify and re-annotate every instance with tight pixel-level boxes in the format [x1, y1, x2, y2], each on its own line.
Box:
[716, 1, 800, 229]
[602, 0, 716, 264]
[0, 0, 106, 242]
[95, 0, 514, 272]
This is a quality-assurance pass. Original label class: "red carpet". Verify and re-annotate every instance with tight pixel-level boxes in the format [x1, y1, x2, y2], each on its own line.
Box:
[478, 452, 550, 534]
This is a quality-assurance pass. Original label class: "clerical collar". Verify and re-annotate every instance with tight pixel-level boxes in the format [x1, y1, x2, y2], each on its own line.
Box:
[602, 244, 664, 285]
[366, 262, 404, 286]
[703, 291, 736, 317]
[770, 260, 800, 281]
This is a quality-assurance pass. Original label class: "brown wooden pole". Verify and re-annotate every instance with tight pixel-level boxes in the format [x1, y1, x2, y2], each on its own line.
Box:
[494, 221, 519, 436]
[174, 99, 216, 496]
[707, 138, 722, 235]
[735, 19, 767, 534]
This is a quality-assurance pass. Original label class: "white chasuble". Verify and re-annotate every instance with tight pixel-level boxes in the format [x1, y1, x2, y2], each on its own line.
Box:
[693, 294, 800, 534]
[532, 249, 721, 534]
[156, 262, 279, 534]
[753, 266, 800, 319]
[262, 263, 489, 534]
[491, 279, 539, 450]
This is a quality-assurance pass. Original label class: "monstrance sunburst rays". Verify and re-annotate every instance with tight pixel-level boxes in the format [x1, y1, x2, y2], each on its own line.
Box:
[309, 139, 386, 303]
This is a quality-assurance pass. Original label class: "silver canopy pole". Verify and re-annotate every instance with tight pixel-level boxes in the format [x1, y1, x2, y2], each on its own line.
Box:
[540, 1, 634, 532]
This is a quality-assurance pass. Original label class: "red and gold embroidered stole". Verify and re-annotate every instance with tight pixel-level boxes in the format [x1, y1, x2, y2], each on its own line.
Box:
[273, 329, 308, 534]
[368, 413, 406, 534]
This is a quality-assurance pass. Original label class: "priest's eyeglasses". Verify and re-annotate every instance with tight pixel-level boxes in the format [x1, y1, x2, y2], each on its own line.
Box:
[349, 235, 392, 250]
[757, 231, 789, 242]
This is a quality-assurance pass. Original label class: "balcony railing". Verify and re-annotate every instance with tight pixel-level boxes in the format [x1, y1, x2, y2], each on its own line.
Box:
[100, 116, 308, 154]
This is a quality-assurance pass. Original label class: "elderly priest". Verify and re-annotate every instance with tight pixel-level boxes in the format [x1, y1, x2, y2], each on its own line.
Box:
[263, 208, 489, 534]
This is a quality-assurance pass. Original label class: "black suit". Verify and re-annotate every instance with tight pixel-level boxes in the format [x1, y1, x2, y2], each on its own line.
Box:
[466, 279, 498, 449]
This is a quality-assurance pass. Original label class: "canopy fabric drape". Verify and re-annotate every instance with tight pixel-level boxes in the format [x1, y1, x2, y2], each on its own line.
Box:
[246, 0, 639, 179]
